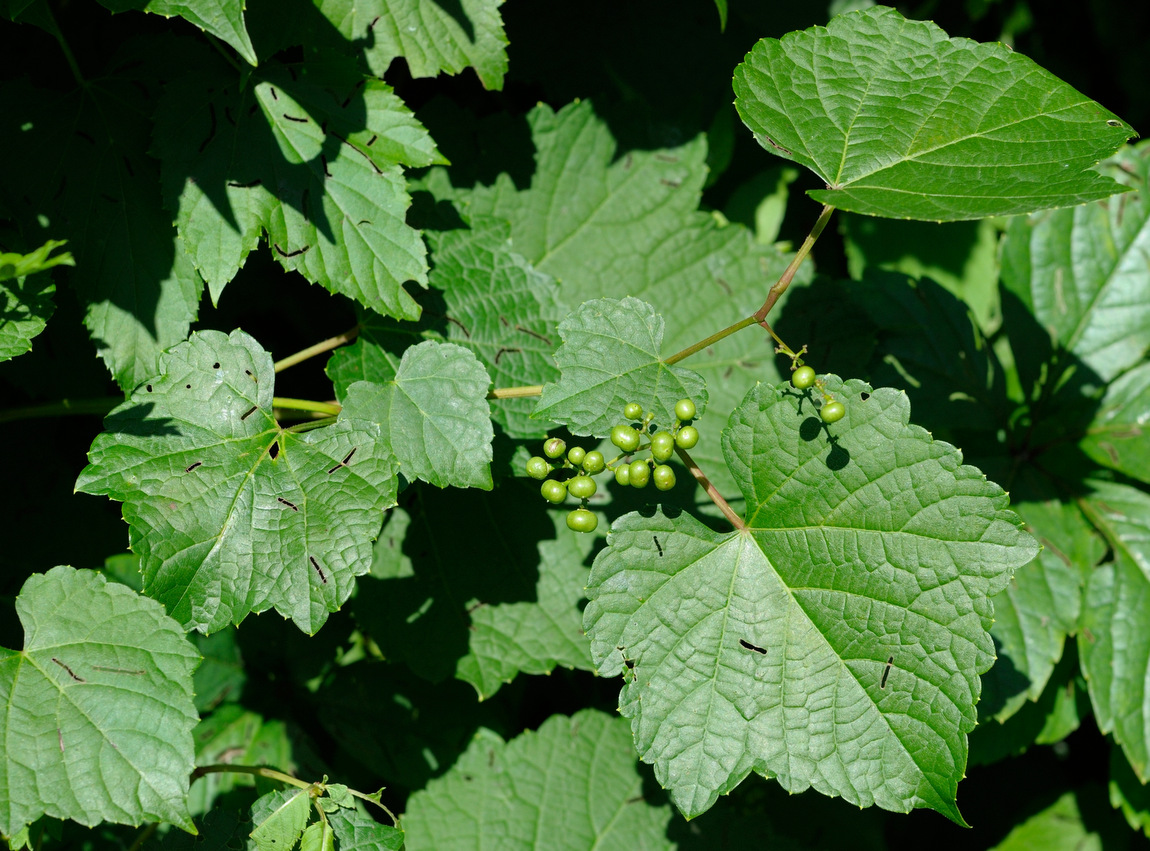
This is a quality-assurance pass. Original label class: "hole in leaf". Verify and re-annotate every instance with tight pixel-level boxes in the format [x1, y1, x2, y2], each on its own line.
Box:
[278, 497, 298, 511]
[213, 362, 220, 369]
[185, 384, 191, 389]
[653, 535, 663, 556]
[146, 384, 153, 392]
[185, 461, 202, 472]
[241, 406, 258, 421]
[268, 442, 280, 460]
[1107, 119, 1123, 127]
[860, 391, 871, 401]
[739, 639, 767, 655]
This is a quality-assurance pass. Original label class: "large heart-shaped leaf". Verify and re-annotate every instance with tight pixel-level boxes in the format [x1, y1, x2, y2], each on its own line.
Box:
[0, 567, 199, 838]
[734, 6, 1135, 221]
[584, 377, 1037, 821]
[75, 329, 399, 635]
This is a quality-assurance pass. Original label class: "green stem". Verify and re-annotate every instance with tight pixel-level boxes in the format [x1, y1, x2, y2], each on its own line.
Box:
[675, 446, 745, 531]
[664, 316, 758, 366]
[273, 397, 342, 417]
[190, 763, 310, 789]
[0, 397, 119, 424]
[661, 204, 835, 369]
[286, 416, 338, 434]
[347, 788, 400, 826]
[753, 203, 835, 323]
[488, 385, 543, 399]
[275, 325, 360, 373]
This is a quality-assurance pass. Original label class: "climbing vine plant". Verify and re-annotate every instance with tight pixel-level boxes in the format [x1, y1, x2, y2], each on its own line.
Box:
[1, 1, 1148, 848]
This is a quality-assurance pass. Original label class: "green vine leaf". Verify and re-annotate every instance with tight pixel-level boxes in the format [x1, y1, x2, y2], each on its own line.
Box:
[0, 567, 200, 839]
[1001, 141, 1150, 385]
[328, 219, 564, 439]
[0, 238, 72, 281]
[535, 297, 707, 437]
[1079, 481, 1150, 782]
[584, 377, 1038, 821]
[250, 787, 312, 851]
[75, 329, 399, 635]
[154, 56, 442, 316]
[425, 219, 564, 438]
[734, 6, 1135, 221]
[309, 0, 509, 90]
[402, 710, 676, 850]
[0, 271, 54, 363]
[340, 340, 494, 490]
[983, 498, 1098, 723]
[1079, 362, 1150, 484]
[327, 807, 404, 850]
[98, 0, 257, 65]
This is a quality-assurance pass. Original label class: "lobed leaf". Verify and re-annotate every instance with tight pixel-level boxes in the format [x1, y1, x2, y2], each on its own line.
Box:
[584, 377, 1038, 820]
[535, 297, 707, 437]
[75, 329, 399, 635]
[154, 57, 441, 316]
[425, 219, 565, 438]
[340, 340, 494, 490]
[0, 567, 199, 838]
[401, 710, 675, 851]
[734, 6, 1135, 221]
[0, 272, 54, 363]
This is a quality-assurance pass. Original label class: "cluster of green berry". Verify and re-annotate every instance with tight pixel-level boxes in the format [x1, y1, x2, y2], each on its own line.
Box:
[791, 365, 844, 423]
[525, 398, 701, 533]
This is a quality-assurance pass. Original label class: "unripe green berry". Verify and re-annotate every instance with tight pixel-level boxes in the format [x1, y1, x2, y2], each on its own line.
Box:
[543, 437, 566, 459]
[611, 424, 641, 453]
[674, 398, 696, 422]
[650, 431, 674, 462]
[541, 479, 567, 503]
[792, 365, 817, 390]
[568, 475, 596, 500]
[675, 425, 699, 450]
[567, 446, 586, 466]
[628, 460, 651, 488]
[582, 451, 606, 475]
[653, 464, 676, 491]
[821, 400, 846, 424]
[614, 465, 631, 486]
[525, 456, 550, 480]
[566, 508, 598, 533]
[623, 402, 643, 420]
